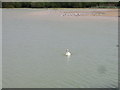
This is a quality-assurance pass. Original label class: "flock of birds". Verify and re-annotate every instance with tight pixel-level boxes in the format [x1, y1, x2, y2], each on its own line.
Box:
[61, 13, 81, 16]
[60, 12, 104, 16]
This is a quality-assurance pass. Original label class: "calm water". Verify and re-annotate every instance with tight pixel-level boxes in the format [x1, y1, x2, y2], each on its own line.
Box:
[2, 9, 118, 88]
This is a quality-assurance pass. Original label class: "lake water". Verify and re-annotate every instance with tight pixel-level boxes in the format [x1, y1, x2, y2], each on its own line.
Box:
[2, 9, 118, 88]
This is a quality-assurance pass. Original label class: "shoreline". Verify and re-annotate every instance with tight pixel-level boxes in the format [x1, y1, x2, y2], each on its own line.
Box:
[3, 8, 118, 17]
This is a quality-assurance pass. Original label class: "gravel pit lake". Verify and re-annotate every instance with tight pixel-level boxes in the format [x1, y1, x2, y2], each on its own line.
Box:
[2, 9, 118, 88]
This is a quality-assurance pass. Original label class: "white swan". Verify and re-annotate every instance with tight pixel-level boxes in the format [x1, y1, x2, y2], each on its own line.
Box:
[65, 49, 71, 56]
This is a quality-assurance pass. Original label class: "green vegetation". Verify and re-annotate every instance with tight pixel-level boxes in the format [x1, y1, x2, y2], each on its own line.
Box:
[2, 2, 120, 8]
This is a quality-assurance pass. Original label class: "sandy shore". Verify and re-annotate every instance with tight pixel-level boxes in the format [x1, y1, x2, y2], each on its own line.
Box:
[28, 8, 118, 17]
[55, 9, 118, 17]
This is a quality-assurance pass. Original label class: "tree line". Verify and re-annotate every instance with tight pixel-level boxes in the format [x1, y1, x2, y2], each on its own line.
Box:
[2, 2, 120, 8]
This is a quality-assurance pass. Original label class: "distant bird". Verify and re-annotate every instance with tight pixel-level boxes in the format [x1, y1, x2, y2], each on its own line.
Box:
[75, 13, 78, 16]
[65, 49, 71, 56]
